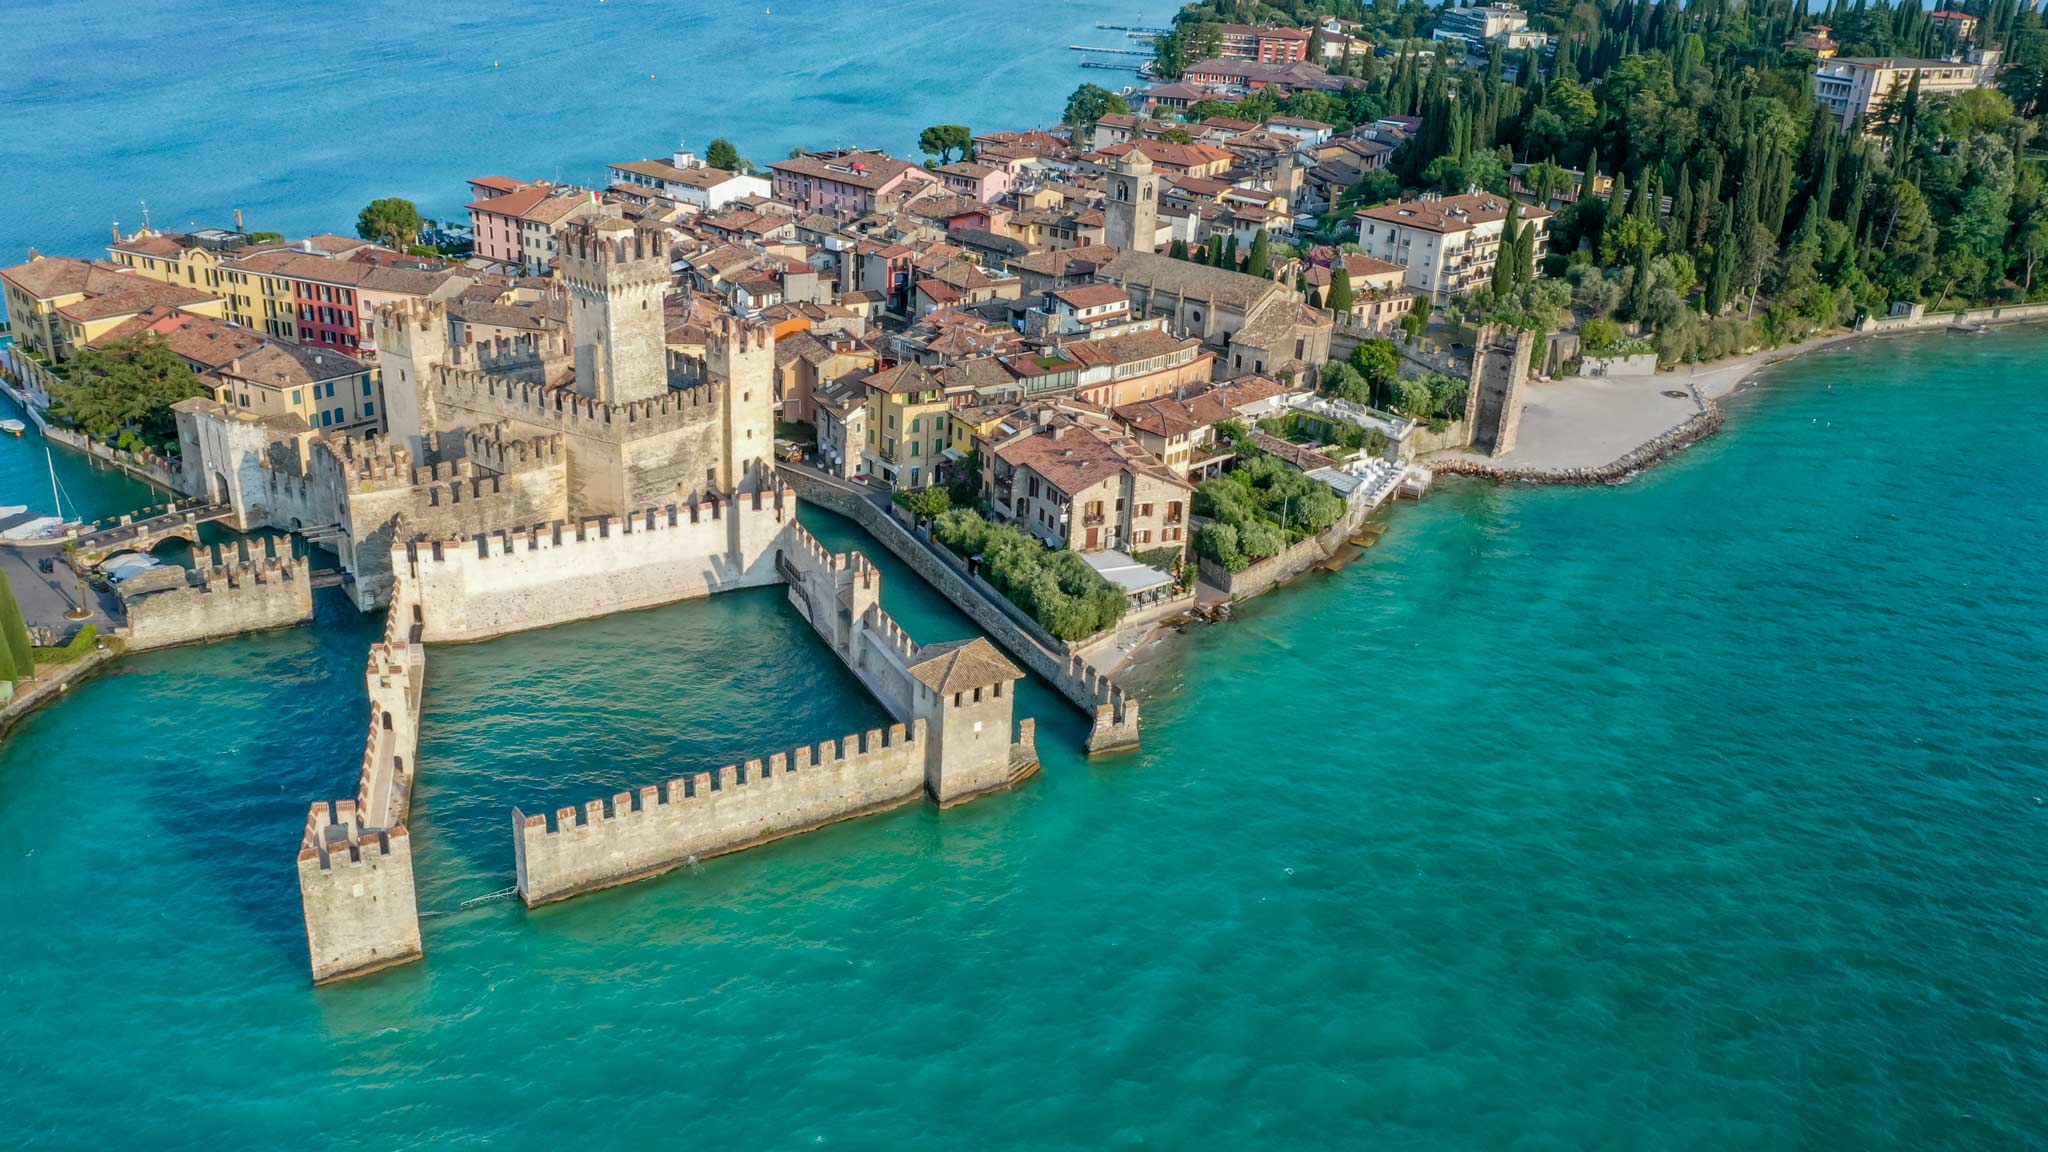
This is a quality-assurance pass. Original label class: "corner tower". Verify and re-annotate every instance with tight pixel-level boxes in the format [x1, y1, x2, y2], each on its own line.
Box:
[1104, 150, 1158, 254]
[561, 216, 672, 405]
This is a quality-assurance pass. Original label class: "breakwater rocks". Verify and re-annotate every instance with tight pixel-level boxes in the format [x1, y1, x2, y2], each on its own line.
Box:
[1432, 401, 1725, 487]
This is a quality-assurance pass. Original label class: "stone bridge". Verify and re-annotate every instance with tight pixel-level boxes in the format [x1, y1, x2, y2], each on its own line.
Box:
[64, 502, 234, 565]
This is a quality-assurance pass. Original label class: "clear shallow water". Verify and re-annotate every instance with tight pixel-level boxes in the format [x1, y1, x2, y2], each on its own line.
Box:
[3, 327, 2045, 1148]
[0, 0, 1145, 259]
[0, 389, 165, 522]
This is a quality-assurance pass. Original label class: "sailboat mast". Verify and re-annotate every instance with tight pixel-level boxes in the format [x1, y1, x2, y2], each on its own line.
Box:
[47, 446, 62, 521]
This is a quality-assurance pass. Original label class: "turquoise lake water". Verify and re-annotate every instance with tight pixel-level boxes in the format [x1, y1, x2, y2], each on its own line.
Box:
[4, 1, 2048, 1142]
[0, 0, 1148, 259]
[3, 328, 2044, 1148]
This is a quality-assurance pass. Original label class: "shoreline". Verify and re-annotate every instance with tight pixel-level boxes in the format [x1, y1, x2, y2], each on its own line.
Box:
[1114, 313, 2048, 688]
[1426, 311, 2048, 487]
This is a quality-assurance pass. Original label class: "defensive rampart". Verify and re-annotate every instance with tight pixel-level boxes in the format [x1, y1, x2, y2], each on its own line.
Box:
[318, 429, 571, 608]
[781, 467, 1140, 754]
[118, 550, 314, 651]
[403, 483, 796, 641]
[513, 722, 928, 906]
[296, 576, 426, 984]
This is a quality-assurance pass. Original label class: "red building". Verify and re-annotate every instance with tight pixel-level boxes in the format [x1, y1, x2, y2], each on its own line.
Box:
[1216, 23, 1312, 63]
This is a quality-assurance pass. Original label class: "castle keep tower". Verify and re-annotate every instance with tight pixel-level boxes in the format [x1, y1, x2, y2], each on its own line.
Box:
[1104, 151, 1158, 254]
[561, 216, 672, 405]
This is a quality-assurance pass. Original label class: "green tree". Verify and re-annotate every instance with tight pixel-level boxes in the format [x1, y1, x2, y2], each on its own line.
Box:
[1327, 264, 1355, 312]
[1159, 127, 1196, 144]
[1223, 234, 1240, 272]
[918, 124, 974, 164]
[706, 138, 742, 171]
[1580, 316, 1623, 355]
[1246, 228, 1272, 278]
[1169, 238, 1191, 261]
[1321, 360, 1369, 404]
[0, 572, 34, 681]
[50, 334, 207, 446]
[355, 197, 424, 250]
[895, 486, 951, 520]
[1063, 84, 1129, 132]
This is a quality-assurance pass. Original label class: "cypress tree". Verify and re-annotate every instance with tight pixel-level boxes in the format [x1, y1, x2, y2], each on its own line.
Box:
[1515, 218, 1537, 288]
[0, 572, 34, 682]
[1224, 234, 1240, 271]
[1494, 198, 1523, 293]
[1246, 228, 1272, 278]
[1327, 265, 1355, 312]
[1169, 238, 1189, 261]
[1707, 211, 1734, 315]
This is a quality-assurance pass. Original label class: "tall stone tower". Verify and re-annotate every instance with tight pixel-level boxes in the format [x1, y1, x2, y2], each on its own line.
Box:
[1104, 151, 1159, 253]
[560, 216, 672, 405]
[371, 299, 449, 461]
[706, 315, 777, 495]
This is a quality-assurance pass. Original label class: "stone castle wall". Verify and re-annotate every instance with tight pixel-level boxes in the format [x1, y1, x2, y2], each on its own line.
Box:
[402, 483, 797, 642]
[296, 579, 426, 984]
[513, 721, 928, 906]
[777, 520, 1038, 803]
[321, 430, 571, 608]
[782, 470, 1140, 754]
[120, 554, 314, 651]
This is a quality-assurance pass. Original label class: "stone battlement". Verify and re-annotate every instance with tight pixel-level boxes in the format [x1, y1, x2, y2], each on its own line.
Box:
[432, 363, 730, 441]
[862, 603, 920, 666]
[406, 480, 792, 566]
[121, 546, 314, 651]
[398, 481, 795, 642]
[298, 799, 410, 868]
[513, 720, 929, 906]
[464, 424, 564, 476]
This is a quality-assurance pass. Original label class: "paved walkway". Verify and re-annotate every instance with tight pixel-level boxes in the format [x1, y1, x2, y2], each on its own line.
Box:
[0, 546, 117, 641]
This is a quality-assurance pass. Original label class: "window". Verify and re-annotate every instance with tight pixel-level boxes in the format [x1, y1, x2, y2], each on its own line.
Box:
[361, 379, 373, 396]
[320, 410, 332, 427]
[363, 402, 375, 417]
[290, 389, 302, 406]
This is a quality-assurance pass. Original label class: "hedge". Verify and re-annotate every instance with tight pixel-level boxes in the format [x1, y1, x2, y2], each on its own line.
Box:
[30, 625, 98, 665]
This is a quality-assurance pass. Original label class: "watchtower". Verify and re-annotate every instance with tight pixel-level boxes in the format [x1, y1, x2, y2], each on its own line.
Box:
[1104, 151, 1159, 254]
[560, 216, 672, 405]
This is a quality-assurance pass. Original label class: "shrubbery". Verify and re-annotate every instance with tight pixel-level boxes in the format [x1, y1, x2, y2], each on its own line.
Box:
[930, 510, 1127, 641]
[29, 625, 97, 665]
[1192, 451, 1345, 572]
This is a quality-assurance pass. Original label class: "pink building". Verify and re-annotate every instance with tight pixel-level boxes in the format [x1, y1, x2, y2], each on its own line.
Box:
[933, 161, 1013, 204]
[768, 150, 933, 218]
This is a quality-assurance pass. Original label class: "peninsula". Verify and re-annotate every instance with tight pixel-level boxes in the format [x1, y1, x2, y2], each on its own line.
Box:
[5, 0, 2046, 989]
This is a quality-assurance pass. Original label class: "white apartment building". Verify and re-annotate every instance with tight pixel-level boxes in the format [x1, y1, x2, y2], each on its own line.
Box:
[1354, 192, 1552, 300]
[1812, 50, 2003, 133]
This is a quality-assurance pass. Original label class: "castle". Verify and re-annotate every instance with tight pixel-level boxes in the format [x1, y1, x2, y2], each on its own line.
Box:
[172, 214, 1045, 985]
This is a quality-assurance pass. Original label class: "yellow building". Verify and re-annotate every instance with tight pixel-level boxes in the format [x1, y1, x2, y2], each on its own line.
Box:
[1, 253, 225, 362]
[859, 362, 951, 489]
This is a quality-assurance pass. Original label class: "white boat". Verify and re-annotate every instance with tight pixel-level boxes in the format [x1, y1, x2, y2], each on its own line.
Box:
[1, 515, 69, 541]
[0, 418, 24, 435]
[0, 505, 24, 518]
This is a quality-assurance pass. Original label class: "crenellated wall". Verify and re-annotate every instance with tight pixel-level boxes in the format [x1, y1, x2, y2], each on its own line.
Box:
[318, 428, 571, 609]
[781, 469, 1141, 754]
[401, 483, 798, 642]
[777, 520, 1038, 805]
[513, 721, 928, 906]
[118, 551, 314, 651]
[297, 578, 426, 984]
